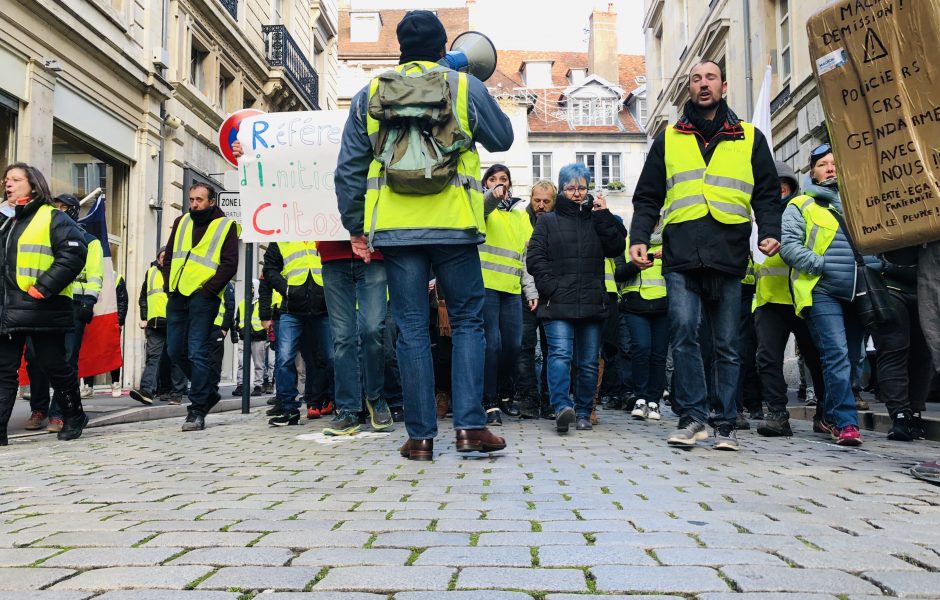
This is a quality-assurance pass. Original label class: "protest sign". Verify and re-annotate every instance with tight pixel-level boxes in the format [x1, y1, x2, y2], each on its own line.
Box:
[808, 0, 940, 253]
[236, 110, 349, 243]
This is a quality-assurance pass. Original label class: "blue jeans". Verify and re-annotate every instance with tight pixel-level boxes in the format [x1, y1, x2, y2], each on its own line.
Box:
[384, 308, 403, 408]
[483, 290, 523, 400]
[543, 319, 602, 418]
[382, 244, 486, 439]
[322, 259, 388, 413]
[166, 293, 221, 416]
[665, 271, 741, 426]
[625, 311, 669, 403]
[276, 313, 332, 412]
[805, 290, 861, 428]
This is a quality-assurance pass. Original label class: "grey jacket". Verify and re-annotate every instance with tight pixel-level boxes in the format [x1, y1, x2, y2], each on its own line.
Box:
[780, 183, 858, 301]
[335, 67, 514, 246]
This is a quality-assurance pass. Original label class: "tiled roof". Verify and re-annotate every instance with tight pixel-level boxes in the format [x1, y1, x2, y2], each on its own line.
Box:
[338, 8, 470, 58]
[489, 50, 646, 135]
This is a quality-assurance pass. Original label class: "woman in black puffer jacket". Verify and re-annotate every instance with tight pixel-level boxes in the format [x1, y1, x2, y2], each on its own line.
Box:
[0, 163, 88, 445]
[526, 163, 627, 434]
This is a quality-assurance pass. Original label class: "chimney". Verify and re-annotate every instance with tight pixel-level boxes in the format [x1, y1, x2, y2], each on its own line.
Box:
[588, 4, 618, 85]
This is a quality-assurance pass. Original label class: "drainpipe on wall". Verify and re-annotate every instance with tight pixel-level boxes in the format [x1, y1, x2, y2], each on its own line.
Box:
[154, 0, 170, 254]
[742, 0, 754, 116]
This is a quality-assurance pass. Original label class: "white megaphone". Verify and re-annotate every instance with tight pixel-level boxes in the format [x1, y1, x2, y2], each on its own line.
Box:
[442, 31, 497, 82]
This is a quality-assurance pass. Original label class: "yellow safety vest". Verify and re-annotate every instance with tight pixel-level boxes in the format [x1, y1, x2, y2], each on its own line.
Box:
[604, 258, 618, 295]
[74, 237, 104, 300]
[15, 204, 73, 299]
[481, 209, 532, 294]
[214, 296, 225, 328]
[753, 253, 792, 310]
[623, 243, 667, 300]
[364, 61, 484, 241]
[742, 258, 756, 286]
[145, 265, 167, 320]
[272, 290, 283, 309]
[237, 300, 264, 333]
[278, 241, 322, 287]
[168, 213, 240, 297]
[788, 194, 841, 316]
[663, 122, 756, 227]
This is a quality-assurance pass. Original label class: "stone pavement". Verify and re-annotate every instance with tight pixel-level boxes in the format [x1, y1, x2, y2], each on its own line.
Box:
[1, 407, 940, 599]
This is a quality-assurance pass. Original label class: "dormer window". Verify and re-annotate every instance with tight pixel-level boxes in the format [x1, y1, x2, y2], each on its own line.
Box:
[522, 61, 552, 88]
[569, 98, 617, 126]
[351, 12, 381, 43]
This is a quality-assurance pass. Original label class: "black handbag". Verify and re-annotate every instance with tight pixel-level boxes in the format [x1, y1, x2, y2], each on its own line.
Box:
[831, 211, 895, 328]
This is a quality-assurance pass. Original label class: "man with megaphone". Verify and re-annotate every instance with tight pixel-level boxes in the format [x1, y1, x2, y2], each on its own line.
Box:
[335, 10, 514, 461]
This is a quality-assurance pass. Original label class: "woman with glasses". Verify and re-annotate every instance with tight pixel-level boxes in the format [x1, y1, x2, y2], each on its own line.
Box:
[0, 163, 89, 446]
[780, 144, 877, 446]
[526, 163, 627, 433]
[478, 164, 536, 425]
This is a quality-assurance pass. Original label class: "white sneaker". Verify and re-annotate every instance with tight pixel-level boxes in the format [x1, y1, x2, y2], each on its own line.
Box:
[631, 399, 648, 420]
[110, 382, 122, 398]
[647, 402, 661, 421]
[80, 384, 94, 399]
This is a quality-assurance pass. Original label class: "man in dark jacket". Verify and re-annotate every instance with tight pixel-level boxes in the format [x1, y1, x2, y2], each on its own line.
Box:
[629, 60, 782, 451]
[163, 182, 239, 431]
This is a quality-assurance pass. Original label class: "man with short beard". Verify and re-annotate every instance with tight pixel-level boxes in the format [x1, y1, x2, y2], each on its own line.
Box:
[629, 60, 782, 451]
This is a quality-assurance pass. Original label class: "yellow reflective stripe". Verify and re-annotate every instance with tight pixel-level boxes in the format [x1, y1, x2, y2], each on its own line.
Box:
[17, 267, 46, 278]
[479, 244, 520, 260]
[667, 168, 706, 191]
[807, 224, 821, 250]
[704, 174, 754, 194]
[663, 194, 707, 218]
[283, 268, 322, 279]
[480, 260, 522, 277]
[19, 244, 54, 257]
[174, 215, 191, 254]
[759, 267, 790, 278]
[708, 199, 751, 219]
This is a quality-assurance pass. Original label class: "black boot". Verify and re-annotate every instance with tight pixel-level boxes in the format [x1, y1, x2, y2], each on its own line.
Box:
[56, 388, 88, 441]
[484, 397, 502, 426]
[0, 387, 17, 446]
[498, 397, 521, 418]
[518, 394, 539, 419]
[539, 392, 555, 420]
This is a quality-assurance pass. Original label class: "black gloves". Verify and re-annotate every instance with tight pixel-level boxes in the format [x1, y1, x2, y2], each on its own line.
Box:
[76, 304, 95, 324]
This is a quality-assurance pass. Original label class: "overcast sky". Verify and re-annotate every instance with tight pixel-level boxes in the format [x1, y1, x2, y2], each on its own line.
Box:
[347, 0, 647, 55]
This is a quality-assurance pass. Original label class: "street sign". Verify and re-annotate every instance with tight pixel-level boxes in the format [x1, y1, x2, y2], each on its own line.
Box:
[218, 109, 264, 167]
[218, 191, 241, 223]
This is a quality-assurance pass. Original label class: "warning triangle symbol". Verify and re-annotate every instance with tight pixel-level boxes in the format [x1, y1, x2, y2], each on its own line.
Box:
[863, 28, 888, 63]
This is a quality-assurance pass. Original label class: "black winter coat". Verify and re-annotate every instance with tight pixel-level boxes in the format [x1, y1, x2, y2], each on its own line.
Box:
[0, 199, 88, 333]
[526, 194, 627, 321]
[260, 242, 327, 318]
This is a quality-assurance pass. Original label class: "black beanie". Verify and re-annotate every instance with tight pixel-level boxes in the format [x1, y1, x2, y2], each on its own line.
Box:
[397, 10, 447, 64]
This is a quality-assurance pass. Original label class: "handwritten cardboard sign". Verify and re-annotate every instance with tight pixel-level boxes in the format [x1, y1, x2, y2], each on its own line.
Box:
[236, 111, 349, 242]
[808, 0, 940, 253]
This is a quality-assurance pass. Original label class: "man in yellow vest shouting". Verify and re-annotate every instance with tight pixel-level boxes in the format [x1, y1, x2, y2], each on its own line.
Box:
[163, 182, 240, 431]
[335, 10, 514, 461]
[629, 60, 782, 451]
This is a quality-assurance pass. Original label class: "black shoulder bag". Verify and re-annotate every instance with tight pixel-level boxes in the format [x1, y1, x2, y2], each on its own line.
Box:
[830, 210, 895, 329]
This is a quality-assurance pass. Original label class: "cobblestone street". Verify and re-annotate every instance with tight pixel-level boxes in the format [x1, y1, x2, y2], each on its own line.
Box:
[2, 408, 940, 599]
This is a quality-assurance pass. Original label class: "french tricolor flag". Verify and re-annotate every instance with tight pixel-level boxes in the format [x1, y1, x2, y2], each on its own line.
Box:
[76, 195, 123, 379]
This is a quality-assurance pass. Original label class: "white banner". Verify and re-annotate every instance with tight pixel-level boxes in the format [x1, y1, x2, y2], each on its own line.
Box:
[750, 64, 775, 265]
[236, 110, 350, 242]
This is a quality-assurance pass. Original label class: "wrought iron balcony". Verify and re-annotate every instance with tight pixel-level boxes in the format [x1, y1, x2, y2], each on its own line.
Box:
[262, 25, 320, 110]
[218, 0, 237, 20]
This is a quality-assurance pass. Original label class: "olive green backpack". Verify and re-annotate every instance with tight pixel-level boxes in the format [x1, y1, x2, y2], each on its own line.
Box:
[367, 63, 471, 195]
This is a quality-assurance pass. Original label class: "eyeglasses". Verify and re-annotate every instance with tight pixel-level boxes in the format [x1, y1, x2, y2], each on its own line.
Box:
[810, 143, 832, 161]
[563, 186, 588, 194]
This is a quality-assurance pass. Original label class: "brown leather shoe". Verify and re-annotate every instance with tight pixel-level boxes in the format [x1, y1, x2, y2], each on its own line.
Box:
[399, 438, 433, 461]
[455, 428, 506, 453]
